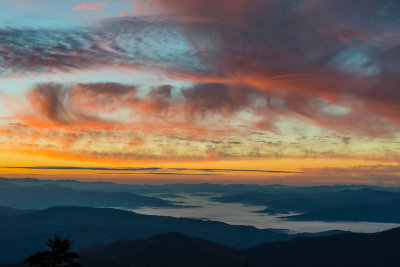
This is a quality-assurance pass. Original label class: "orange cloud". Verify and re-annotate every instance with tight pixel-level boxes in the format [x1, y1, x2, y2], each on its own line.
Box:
[73, 2, 106, 10]
[14, 82, 265, 134]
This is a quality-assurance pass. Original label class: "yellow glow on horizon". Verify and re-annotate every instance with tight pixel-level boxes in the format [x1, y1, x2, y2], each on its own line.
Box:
[1, 150, 398, 185]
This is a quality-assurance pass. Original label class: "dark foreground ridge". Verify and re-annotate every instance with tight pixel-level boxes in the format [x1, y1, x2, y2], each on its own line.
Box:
[0, 206, 291, 264]
[80, 232, 244, 267]
[4, 229, 400, 267]
[0, 206, 400, 266]
[76, 228, 400, 267]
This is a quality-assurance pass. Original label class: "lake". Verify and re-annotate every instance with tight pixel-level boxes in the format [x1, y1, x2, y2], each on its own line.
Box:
[129, 193, 400, 234]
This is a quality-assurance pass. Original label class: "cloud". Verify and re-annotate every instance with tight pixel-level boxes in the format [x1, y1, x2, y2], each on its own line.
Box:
[16, 83, 122, 130]
[7, 80, 399, 141]
[6, 166, 161, 171]
[1, 0, 399, 128]
[149, 0, 259, 19]
[5, 166, 301, 174]
[1, 116, 398, 162]
[151, 0, 400, 128]
[73, 2, 106, 10]
[1, 0, 400, 165]
[298, 164, 400, 185]
[121, 11, 130, 17]
[15, 82, 266, 131]
[0, 17, 208, 77]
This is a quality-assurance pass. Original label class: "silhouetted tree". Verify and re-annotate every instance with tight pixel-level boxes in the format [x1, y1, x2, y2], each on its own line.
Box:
[243, 255, 249, 267]
[24, 235, 83, 267]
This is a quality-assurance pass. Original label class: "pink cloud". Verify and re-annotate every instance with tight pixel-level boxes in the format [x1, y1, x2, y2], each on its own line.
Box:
[3, 0, 400, 141]
[73, 2, 106, 10]
[121, 11, 130, 16]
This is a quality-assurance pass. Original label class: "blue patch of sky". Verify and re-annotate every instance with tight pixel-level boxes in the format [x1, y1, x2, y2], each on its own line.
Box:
[112, 21, 209, 73]
[0, 0, 134, 28]
[331, 49, 380, 76]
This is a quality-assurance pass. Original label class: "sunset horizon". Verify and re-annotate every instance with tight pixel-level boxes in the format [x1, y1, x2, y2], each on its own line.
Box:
[1, 0, 400, 186]
[2, 2, 400, 266]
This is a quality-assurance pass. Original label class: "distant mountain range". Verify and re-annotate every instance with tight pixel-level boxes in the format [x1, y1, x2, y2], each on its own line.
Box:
[1, 177, 400, 230]
[214, 188, 400, 223]
[4, 177, 400, 223]
[2, 177, 399, 196]
[286, 201, 400, 223]
[0, 181, 175, 210]
[0, 206, 34, 216]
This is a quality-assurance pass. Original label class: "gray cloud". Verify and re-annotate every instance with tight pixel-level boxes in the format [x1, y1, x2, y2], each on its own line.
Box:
[0, 17, 209, 76]
[2, 0, 400, 134]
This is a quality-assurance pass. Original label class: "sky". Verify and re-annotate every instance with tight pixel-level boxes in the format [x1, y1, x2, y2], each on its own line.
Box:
[0, 0, 399, 184]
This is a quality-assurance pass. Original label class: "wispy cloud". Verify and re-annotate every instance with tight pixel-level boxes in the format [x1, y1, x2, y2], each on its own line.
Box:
[5, 166, 301, 174]
[0, 17, 206, 77]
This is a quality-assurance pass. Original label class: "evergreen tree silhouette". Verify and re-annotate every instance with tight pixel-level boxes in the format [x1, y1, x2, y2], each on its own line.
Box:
[243, 255, 249, 267]
[24, 235, 83, 267]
